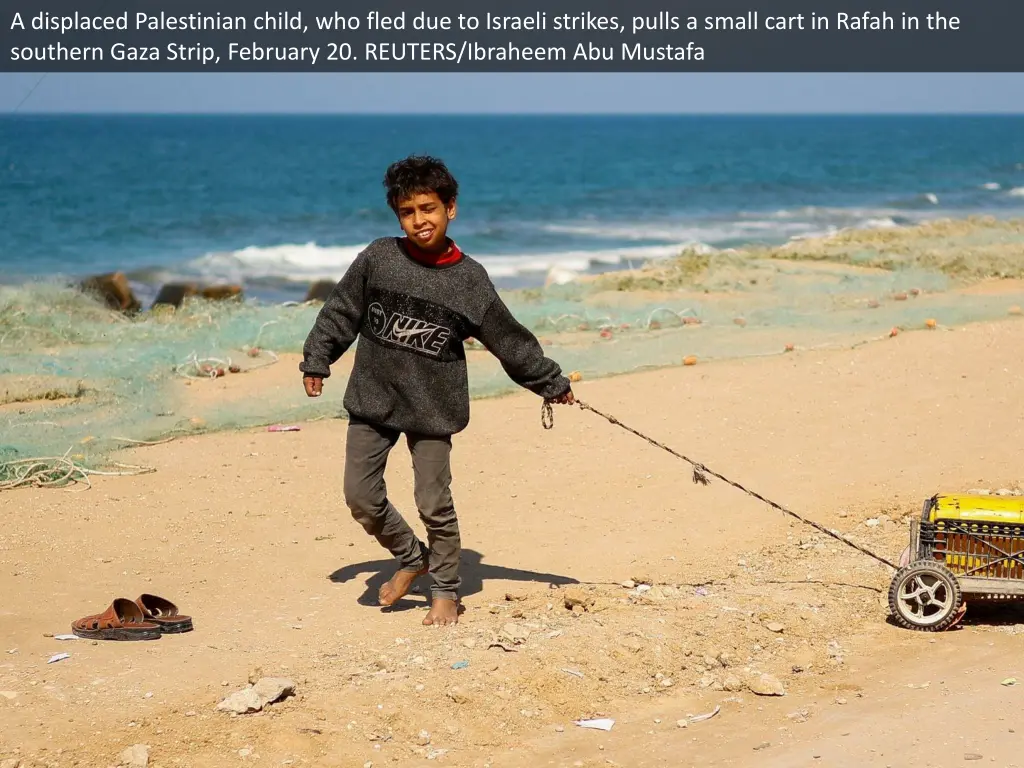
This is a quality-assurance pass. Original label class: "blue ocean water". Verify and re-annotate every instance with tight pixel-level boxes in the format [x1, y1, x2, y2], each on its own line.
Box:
[1, 114, 1023, 302]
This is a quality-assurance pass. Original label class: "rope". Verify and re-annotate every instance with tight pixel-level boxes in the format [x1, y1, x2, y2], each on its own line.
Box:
[0, 454, 155, 491]
[542, 399, 897, 570]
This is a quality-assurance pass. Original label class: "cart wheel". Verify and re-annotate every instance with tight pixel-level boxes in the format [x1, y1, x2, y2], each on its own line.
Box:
[888, 560, 963, 632]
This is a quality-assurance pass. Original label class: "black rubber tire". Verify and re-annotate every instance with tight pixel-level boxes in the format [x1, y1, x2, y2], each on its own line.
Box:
[888, 559, 963, 632]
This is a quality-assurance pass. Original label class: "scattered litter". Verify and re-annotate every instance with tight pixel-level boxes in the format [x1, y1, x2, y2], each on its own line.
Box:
[562, 668, 584, 678]
[487, 642, 517, 653]
[635, 584, 652, 594]
[53, 634, 78, 641]
[908, 681, 931, 689]
[450, 660, 469, 670]
[47, 653, 70, 664]
[1002, 678, 1017, 686]
[695, 587, 709, 597]
[687, 705, 722, 723]
[575, 718, 615, 731]
[965, 754, 983, 762]
[268, 425, 301, 433]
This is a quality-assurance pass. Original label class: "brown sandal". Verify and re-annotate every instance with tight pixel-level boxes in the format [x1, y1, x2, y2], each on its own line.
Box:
[71, 599, 162, 641]
[135, 594, 193, 634]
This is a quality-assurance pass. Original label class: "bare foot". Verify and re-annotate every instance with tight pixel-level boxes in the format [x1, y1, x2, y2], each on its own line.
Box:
[378, 566, 427, 607]
[423, 597, 459, 626]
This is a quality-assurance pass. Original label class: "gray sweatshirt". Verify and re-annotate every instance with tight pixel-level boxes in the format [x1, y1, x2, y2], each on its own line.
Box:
[300, 237, 570, 436]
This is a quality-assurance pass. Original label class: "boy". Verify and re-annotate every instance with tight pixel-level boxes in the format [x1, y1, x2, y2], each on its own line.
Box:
[301, 155, 574, 627]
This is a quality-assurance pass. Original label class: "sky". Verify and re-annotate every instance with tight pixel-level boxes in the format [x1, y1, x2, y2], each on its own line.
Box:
[1, 73, 1023, 113]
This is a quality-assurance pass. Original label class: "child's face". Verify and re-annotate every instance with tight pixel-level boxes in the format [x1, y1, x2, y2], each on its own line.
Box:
[396, 192, 456, 252]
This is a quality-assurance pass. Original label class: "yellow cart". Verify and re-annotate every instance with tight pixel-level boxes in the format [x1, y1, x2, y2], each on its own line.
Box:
[889, 493, 1024, 631]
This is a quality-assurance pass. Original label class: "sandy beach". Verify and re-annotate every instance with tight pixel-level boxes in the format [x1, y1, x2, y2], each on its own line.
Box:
[3, 250, 1024, 766]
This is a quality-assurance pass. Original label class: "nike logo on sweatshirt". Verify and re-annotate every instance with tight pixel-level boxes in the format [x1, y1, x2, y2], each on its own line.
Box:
[368, 301, 452, 356]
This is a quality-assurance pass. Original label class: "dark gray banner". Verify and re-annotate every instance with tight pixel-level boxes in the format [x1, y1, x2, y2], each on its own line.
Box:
[1, 0, 1015, 73]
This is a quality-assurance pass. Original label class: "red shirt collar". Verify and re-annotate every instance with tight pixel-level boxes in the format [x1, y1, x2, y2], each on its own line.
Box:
[402, 237, 463, 267]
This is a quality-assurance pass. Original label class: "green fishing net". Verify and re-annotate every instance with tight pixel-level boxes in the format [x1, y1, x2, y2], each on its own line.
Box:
[3, 219, 1024, 487]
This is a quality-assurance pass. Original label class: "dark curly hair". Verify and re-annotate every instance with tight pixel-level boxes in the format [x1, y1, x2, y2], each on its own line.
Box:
[383, 155, 459, 213]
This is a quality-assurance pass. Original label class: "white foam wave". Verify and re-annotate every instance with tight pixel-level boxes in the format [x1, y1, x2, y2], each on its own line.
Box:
[188, 242, 365, 283]
[860, 217, 900, 229]
[1008, 187, 1024, 197]
[183, 241, 698, 284]
[180, 205, 928, 287]
[478, 244, 696, 279]
[981, 182, 1002, 190]
[544, 218, 831, 245]
[545, 209, 909, 248]
[768, 205, 907, 221]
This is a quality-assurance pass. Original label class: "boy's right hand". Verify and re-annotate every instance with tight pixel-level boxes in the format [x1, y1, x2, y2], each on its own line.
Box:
[303, 376, 324, 397]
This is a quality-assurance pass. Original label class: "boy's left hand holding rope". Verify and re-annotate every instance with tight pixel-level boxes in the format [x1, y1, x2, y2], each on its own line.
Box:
[548, 388, 575, 406]
[541, 387, 575, 430]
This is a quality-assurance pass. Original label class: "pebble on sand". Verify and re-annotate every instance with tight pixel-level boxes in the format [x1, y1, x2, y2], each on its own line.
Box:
[746, 673, 786, 696]
[447, 688, 470, 704]
[217, 678, 295, 715]
[723, 675, 744, 692]
[119, 744, 150, 768]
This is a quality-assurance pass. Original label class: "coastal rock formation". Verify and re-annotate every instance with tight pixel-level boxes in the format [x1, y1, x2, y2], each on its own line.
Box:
[304, 280, 335, 303]
[152, 282, 199, 309]
[79, 272, 141, 313]
[152, 283, 243, 309]
[200, 284, 243, 301]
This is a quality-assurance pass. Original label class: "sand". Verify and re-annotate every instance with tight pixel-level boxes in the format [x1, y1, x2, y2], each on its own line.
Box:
[2, 308, 1024, 767]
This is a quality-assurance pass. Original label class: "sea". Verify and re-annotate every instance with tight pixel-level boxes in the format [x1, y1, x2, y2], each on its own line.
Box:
[2, 114, 1024, 304]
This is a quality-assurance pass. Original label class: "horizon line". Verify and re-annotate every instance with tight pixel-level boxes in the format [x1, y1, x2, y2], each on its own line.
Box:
[4, 110, 1024, 117]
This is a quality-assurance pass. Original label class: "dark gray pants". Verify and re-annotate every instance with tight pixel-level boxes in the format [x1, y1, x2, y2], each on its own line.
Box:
[343, 419, 461, 600]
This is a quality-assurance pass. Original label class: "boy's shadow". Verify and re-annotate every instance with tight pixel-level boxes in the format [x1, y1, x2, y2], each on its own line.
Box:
[328, 548, 579, 611]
